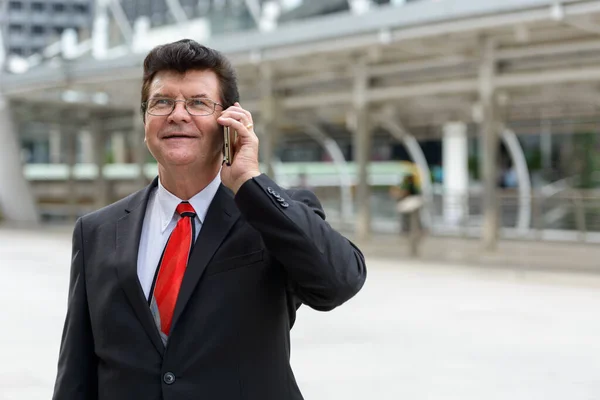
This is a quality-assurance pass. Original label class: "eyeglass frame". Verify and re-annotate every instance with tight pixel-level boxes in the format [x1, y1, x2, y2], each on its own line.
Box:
[141, 97, 225, 117]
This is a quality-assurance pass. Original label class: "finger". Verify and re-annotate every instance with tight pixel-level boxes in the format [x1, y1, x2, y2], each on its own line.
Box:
[217, 116, 251, 133]
[234, 102, 253, 120]
[221, 108, 253, 128]
[217, 116, 257, 140]
[223, 103, 252, 121]
[219, 110, 249, 126]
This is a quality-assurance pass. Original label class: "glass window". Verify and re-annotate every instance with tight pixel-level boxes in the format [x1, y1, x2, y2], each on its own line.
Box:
[73, 4, 88, 13]
[31, 2, 45, 12]
[8, 24, 24, 34]
[9, 47, 24, 56]
[32, 25, 45, 35]
[9, 1, 23, 11]
[53, 3, 65, 12]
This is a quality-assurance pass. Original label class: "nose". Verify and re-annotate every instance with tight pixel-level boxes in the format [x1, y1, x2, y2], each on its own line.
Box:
[167, 101, 191, 124]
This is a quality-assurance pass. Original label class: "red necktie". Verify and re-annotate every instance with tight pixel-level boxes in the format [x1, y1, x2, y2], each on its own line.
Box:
[151, 202, 196, 342]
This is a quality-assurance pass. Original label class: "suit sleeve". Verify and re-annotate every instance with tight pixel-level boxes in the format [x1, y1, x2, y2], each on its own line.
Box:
[53, 218, 98, 400]
[234, 174, 366, 311]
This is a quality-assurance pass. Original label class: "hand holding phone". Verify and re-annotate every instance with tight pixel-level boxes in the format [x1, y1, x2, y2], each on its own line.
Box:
[218, 102, 260, 194]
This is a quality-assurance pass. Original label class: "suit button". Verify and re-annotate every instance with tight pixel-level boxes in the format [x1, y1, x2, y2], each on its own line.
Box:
[281, 202, 289, 208]
[163, 372, 176, 385]
[267, 187, 275, 194]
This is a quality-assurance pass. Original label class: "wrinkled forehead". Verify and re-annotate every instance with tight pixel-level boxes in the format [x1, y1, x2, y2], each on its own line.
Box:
[149, 69, 221, 101]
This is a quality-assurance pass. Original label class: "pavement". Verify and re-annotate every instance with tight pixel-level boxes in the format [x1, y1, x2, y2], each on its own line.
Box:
[2, 225, 600, 400]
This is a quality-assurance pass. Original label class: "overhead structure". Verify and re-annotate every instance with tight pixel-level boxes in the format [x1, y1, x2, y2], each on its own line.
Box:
[3, 0, 600, 245]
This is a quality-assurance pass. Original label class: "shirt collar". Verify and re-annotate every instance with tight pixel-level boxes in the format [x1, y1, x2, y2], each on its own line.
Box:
[156, 173, 222, 233]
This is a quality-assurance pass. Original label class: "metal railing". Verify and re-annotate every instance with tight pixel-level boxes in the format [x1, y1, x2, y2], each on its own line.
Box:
[27, 168, 600, 244]
[320, 186, 600, 244]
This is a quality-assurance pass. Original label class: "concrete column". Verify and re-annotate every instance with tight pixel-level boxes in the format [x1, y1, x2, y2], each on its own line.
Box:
[49, 128, 62, 164]
[132, 108, 148, 189]
[443, 122, 468, 225]
[92, 0, 109, 59]
[111, 131, 127, 164]
[352, 58, 371, 241]
[0, 95, 39, 224]
[64, 126, 78, 222]
[259, 64, 278, 179]
[541, 120, 552, 173]
[479, 37, 499, 251]
[79, 129, 95, 163]
[92, 118, 110, 209]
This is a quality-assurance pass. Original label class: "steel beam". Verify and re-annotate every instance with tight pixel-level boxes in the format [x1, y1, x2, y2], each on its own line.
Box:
[107, 0, 134, 46]
[497, 37, 600, 60]
[165, 0, 189, 23]
[243, 0, 262, 27]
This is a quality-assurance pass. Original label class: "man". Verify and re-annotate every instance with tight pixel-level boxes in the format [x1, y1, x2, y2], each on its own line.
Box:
[390, 173, 421, 234]
[53, 39, 366, 400]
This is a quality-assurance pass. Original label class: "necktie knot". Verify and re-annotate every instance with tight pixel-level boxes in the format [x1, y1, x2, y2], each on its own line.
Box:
[176, 202, 196, 218]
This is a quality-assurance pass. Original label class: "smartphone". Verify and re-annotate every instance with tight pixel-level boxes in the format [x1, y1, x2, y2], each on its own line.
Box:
[223, 126, 236, 166]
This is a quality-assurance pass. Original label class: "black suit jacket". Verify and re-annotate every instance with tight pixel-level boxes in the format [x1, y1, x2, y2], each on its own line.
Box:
[53, 174, 366, 400]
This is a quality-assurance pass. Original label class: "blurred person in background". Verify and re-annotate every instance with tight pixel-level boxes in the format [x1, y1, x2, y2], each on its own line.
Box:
[52, 39, 366, 400]
[390, 172, 422, 234]
[294, 171, 314, 190]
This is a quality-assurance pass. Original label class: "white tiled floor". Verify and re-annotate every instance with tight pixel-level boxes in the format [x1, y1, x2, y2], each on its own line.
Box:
[2, 226, 600, 400]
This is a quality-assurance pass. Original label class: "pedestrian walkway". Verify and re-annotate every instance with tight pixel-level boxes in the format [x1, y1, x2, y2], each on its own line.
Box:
[2, 225, 600, 400]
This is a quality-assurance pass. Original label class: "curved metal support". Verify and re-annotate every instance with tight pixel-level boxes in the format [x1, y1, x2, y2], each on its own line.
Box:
[297, 122, 355, 224]
[165, 0, 189, 23]
[501, 128, 532, 233]
[377, 117, 434, 228]
[107, 0, 134, 45]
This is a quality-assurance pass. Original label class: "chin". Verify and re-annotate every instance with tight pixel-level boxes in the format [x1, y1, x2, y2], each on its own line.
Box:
[165, 158, 198, 167]
[161, 149, 196, 163]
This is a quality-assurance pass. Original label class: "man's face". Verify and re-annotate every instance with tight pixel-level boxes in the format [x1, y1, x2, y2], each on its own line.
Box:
[144, 69, 223, 170]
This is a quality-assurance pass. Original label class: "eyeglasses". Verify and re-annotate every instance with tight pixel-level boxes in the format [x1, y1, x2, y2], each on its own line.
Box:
[142, 97, 224, 117]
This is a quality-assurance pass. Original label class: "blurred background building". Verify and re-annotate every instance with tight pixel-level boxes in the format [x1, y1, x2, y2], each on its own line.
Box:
[1, 0, 600, 250]
[0, 0, 93, 58]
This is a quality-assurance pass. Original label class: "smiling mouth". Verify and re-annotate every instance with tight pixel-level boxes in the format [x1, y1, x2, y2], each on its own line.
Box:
[163, 134, 196, 139]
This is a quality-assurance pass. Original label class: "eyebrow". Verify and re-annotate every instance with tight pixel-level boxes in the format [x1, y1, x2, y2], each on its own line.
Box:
[150, 93, 211, 99]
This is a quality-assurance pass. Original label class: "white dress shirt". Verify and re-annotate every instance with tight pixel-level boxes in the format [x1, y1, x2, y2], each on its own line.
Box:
[137, 174, 222, 300]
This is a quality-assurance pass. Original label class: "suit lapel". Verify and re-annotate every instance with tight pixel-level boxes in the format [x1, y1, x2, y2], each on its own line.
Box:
[171, 184, 240, 332]
[115, 177, 165, 355]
